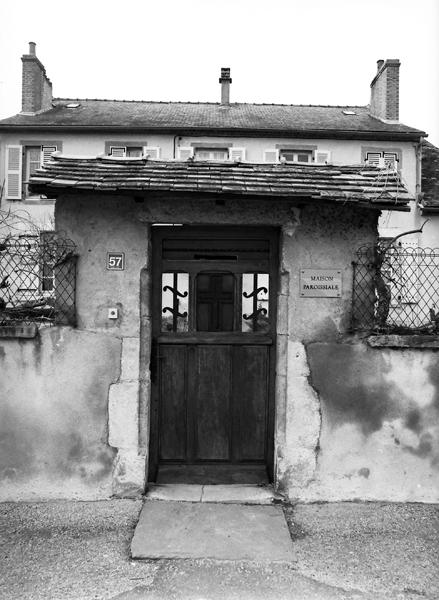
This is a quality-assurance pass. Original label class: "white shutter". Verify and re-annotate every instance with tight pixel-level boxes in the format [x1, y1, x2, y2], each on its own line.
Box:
[177, 147, 194, 160]
[366, 152, 381, 166]
[42, 146, 57, 164]
[315, 150, 331, 164]
[383, 152, 398, 170]
[109, 146, 127, 157]
[229, 147, 246, 162]
[5, 145, 23, 200]
[263, 149, 279, 163]
[143, 146, 160, 159]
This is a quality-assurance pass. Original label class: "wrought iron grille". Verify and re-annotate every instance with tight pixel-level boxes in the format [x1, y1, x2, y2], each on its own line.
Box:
[351, 244, 439, 333]
[0, 232, 77, 327]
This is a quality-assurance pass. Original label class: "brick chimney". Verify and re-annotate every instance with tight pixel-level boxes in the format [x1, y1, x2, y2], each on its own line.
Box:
[219, 68, 232, 105]
[21, 42, 53, 114]
[369, 59, 400, 122]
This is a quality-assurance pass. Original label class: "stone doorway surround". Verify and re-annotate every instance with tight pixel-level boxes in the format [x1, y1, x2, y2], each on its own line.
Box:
[107, 211, 328, 500]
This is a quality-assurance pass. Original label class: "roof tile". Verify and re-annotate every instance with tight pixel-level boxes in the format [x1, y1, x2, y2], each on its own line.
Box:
[28, 155, 413, 211]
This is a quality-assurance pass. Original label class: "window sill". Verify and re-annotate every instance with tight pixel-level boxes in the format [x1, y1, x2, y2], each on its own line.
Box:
[367, 334, 439, 348]
[0, 325, 38, 339]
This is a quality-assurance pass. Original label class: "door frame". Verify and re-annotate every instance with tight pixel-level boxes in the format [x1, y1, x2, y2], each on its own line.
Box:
[147, 225, 279, 483]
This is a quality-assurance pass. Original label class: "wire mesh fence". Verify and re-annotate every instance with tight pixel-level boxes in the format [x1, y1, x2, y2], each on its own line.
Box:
[0, 232, 77, 327]
[351, 244, 439, 333]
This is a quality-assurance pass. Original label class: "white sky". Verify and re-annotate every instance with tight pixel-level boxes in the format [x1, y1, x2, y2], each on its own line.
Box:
[0, 0, 438, 144]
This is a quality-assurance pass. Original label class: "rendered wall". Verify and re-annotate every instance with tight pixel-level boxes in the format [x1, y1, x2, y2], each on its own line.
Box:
[0, 328, 120, 501]
[2, 191, 438, 502]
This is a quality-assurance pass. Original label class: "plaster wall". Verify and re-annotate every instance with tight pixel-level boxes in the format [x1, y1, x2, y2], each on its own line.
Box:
[0, 327, 120, 501]
[304, 343, 439, 502]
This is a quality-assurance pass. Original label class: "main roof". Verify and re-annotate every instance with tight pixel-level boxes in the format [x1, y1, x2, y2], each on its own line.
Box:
[0, 99, 425, 140]
[29, 155, 412, 211]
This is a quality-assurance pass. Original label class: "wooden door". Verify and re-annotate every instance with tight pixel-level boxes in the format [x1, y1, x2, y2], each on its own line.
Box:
[149, 227, 278, 484]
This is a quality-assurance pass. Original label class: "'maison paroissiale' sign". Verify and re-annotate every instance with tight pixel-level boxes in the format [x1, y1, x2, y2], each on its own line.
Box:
[300, 269, 342, 297]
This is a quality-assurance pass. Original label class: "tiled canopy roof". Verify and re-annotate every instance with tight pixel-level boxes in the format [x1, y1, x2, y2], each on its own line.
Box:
[0, 99, 425, 140]
[29, 155, 412, 211]
[420, 140, 439, 212]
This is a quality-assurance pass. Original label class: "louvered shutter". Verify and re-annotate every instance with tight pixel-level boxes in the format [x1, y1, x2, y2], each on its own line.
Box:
[5, 145, 23, 200]
[143, 146, 161, 159]
[383, 152, 398, 169]
[229, 147, 246, 162]
[42, 146, 57, 164]
[263, 149, 279, 163]
[366, 152, 381, 166]
[177, 147, 194, 160]
[315, 150, 331, 164]
[109, 146, 127, 157]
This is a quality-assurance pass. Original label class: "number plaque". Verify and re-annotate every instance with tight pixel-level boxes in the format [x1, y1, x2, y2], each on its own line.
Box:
[107, 252, 125, 271]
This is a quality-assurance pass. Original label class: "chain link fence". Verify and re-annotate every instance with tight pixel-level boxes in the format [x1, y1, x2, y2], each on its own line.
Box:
[0, 232, 77, 327]
[351, 244, 439, 334]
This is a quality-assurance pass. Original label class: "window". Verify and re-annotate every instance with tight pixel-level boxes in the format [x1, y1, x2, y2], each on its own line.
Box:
[105, 143, 160, 159]
[194, 148, 229, 161]
[280, 149, 313, 164]
[363, 149, 400, 169]
[5, 144, 59, 200]
[178, 146, 246, 162]
[264, 148, 331, 164]
[160, 271, 271, 333]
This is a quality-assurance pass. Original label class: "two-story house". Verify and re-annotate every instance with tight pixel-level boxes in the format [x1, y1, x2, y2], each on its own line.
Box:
[0, 44, 426, 234]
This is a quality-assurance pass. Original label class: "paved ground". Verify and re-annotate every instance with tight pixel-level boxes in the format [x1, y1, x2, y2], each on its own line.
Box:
[0, 499, 437, 600]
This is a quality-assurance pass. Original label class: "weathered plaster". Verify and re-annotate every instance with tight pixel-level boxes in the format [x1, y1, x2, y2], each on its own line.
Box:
[0, 327, 120, 501]
[302, 343, 439, 502]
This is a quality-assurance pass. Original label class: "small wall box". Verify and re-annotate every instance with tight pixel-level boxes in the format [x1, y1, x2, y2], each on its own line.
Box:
[107, 252, 125, 270]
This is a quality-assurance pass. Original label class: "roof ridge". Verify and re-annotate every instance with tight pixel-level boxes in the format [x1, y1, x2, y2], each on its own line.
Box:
[52, 97, 368, 109]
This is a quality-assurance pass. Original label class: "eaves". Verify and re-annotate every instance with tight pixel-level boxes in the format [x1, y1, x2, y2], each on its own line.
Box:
[0, 124, 425, 142]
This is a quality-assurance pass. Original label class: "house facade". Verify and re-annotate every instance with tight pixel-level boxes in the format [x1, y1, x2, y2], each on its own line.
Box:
[0, 44, 438, 503]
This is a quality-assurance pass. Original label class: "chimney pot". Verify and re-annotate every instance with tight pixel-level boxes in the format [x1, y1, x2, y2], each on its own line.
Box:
[29, 42, 36, 56]
[377, 59, 384, 71]
[219, 67, 232, 105]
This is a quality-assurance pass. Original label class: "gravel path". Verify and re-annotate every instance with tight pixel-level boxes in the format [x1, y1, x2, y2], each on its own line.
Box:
[0, 500, 437, 600]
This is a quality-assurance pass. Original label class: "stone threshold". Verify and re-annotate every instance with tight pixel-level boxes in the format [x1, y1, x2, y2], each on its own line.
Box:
[145, 483, 279, 504]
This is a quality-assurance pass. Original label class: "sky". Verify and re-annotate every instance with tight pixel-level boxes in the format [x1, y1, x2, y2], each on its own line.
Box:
[0, 0, 438, 144]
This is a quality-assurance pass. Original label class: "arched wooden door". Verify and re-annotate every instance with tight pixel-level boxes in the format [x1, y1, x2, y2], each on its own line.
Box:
[149, 226, 278, 484]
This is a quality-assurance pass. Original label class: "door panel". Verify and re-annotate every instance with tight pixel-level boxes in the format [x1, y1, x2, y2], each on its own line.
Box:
[233, 346, 268, 461]
[159, 345, 187, 460]
[194, 346, 231, 460]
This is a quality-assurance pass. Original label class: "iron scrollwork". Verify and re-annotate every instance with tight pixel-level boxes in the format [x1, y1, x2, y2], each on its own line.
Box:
[242, 274, 269, 332]
[162, 273, 188, 332]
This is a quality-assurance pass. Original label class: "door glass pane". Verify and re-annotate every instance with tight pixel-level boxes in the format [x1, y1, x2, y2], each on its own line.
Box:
[161, 272, 189, 332]
[242, 273, 269, 332]
[196, 272, 235, 331]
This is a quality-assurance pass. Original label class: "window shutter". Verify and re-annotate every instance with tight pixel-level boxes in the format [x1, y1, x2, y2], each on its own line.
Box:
[229, 147, 246, 162]
[42, 146, 57, 164]
[5, 145, 23, 200]
[109, 146, 127, 157]
[315, 150, 331, 164]
[366, 152, 381, 166]
[177, 147, 194, 160]
[143, 146, 161, 159]
[263, 149, 279, 163]
[383, 152, 398, 169]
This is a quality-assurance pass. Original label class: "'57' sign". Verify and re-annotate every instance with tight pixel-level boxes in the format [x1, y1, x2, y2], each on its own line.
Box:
[107, 252, 125, 271]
